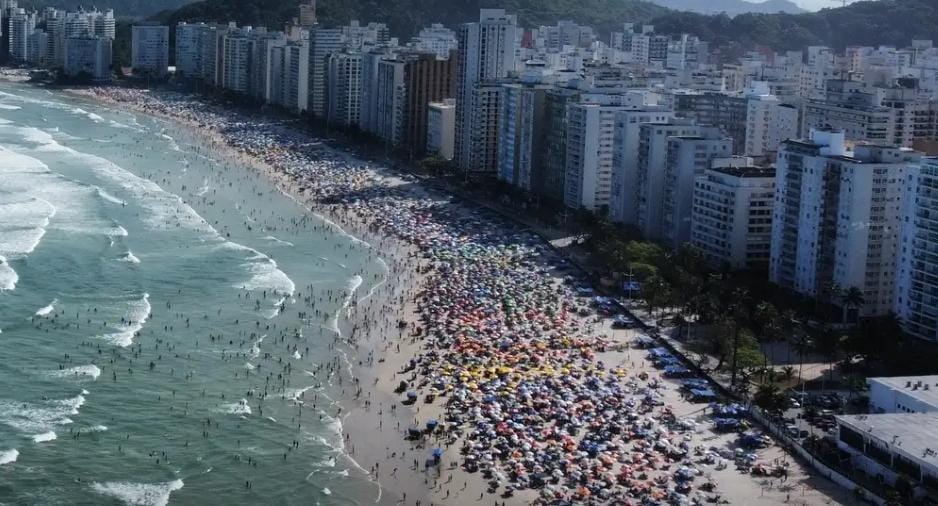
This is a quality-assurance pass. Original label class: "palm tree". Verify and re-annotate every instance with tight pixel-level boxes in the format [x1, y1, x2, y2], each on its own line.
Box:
[754, 383, 785, 411]
[673, 313, 689, 340]
[729, 288, 751, 387]
[792, 331, 812, 385]
[812, 325, 844, 389]
[840, 286, 866, 325]
[779, 309, 799, 363]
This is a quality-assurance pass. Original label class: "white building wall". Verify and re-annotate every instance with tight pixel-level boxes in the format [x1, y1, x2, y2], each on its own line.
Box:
[427, 100, 455, 160]
[175, 22, 205, 76]
[609, 109, 675, 225]
[132, 24, 169, 76]
[455, 9, 518, 175]
[64, 36, 111, 81]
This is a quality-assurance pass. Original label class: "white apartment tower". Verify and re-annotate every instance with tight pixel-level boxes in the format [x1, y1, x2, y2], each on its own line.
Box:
[375, 57, 405, 145]
[770, 129, 922, 317]
[498, 82, 551, 191]
[284, 39, 310, 113]
[90, 9, 115, 40]
[413, 24, 457, 59]
[8, 8, 35, 62]
[222, 27, 254, 94]
[896, 158, 938, 342]
[608, 108, 675, 225]
[175, 22, 206, 76]
[564, 103, 631, 212]
[455, 9, 518, 177]
[744, 82, 799, 158]
[659, 131, 733, 248]
[692, 164, 776, 270]
[427, 99, 456, 160]
[131, 23, 169, 77]
[26, 28, 48, 66]
[308, 27, 347, 117]
[326, 50, 363, 127]
[64, 36, 111, 82]
[633, 120, 709, 239]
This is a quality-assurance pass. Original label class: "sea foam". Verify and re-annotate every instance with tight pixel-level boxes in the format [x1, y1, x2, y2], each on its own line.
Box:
[31, 431, 57, 443]
[100, 294, 151, 347]
[117, 251, 141, 264]
[51, 365, 101, 381]
[91, 479, 184, 506]
[0, 393, 85, 435]
[0, 449, 18, 465]
[35, 299, 57, 317]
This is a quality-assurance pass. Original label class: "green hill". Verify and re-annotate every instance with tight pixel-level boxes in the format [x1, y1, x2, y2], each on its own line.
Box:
[149, 0, 934, 59]
[18, 0, 195, 19]
[154, 0, 670, 39]
[650, 0, 938, 54]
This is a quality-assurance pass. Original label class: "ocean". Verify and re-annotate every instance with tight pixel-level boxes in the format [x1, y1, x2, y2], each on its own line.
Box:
[0, 85, 387, 505]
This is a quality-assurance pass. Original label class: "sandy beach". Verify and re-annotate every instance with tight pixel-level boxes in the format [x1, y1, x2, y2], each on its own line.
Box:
[62, 85, 856, 506]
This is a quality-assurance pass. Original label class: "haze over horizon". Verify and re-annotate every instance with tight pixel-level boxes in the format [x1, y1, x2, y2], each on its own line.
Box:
[785, 0, 859, 10]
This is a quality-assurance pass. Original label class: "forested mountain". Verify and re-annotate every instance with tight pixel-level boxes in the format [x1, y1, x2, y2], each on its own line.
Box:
[651, 0, 937, 53]
[19, 0, 195, 18]
[153, 0, 670, 39]
[647, 0, 804, 16]
[154, 0, 935, 56]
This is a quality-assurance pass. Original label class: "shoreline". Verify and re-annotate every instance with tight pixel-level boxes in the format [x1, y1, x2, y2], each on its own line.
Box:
[63, 86, 487, 505]
[59, 85, 854, 506]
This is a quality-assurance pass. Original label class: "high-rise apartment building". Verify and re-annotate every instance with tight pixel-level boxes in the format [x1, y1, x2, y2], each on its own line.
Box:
[897, 158, 938, 342]
[659, 131, 733, 248]
[770, 129, 922, 317]
[64, 35, 111, 82]
[455, 9, 518, 177]
[326, 50, 363, 127]
[308, 27, 346, 116]
[131, 23, 169, 77]
[427, 99, 456, 160]
[8, 8, 34, 62]
[692, 163, 776, 270]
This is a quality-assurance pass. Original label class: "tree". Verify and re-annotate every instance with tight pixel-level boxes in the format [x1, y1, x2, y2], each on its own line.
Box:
[753, 383, 786, 412]
[792, 331, 812, 385]
[643, 275, 671, 322]
[840, 286, 866, 325]
[729, 288, 752, 387]
[812, 325, 845, 387]
[673, 313, 690, 341]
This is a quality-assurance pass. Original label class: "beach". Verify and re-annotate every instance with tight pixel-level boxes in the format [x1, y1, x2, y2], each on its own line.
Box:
[40, 84, 859, 506]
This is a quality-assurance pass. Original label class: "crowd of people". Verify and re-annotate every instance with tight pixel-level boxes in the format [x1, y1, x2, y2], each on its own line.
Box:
[84, 87, 806, 506]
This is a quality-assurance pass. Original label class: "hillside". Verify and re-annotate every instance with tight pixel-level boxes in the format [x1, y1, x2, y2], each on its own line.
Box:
[155, 0, 670, 39]
[19, 0, 195, 19]
[647, 0, 804, 16]
[649, 0, 936, 53]
[154, 0, 932, 57]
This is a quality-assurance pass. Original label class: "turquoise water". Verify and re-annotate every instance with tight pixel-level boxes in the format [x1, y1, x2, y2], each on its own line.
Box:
[0, 85, 386, 505]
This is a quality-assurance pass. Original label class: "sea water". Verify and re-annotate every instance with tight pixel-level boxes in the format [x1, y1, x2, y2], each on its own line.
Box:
[0, 85, 387, 505]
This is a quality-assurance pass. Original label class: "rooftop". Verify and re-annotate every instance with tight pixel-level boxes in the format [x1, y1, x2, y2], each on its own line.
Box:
[837, 413, 938, 468]
[869, 375, 938, 409]
[709, 166, 775, 178]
